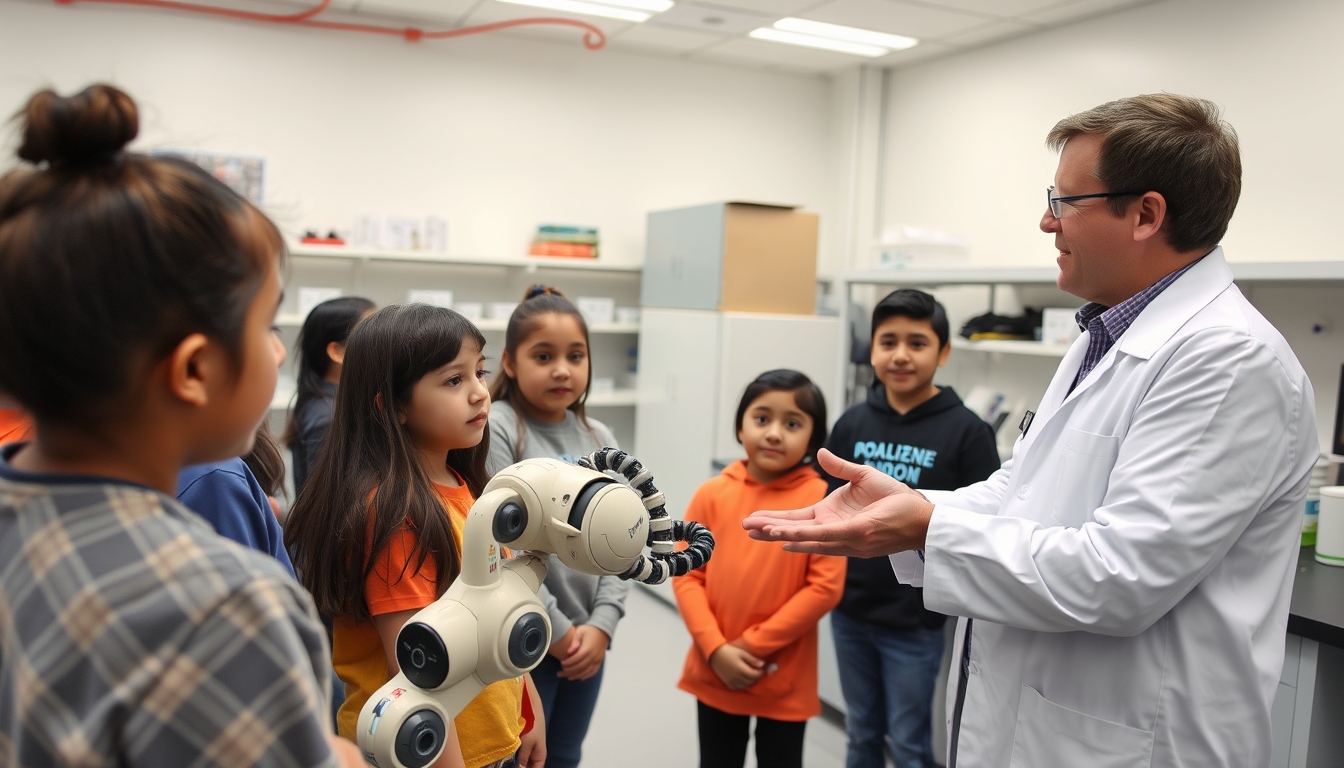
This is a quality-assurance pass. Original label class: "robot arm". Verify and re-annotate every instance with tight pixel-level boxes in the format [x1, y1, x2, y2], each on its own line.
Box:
[357, 450, 714, 768]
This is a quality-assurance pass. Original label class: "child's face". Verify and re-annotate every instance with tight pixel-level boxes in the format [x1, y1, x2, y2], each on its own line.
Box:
[504, 313, 589, 421]
[199, 257, 285, 462]
[738, 389, 813, 480]
[870, 315, 950, 400]
[399, 341, 490, 454]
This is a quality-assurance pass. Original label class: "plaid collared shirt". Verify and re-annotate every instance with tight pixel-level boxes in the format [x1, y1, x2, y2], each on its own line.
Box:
[1068, 258, 1203, 395]
[1, 447, 338, 768]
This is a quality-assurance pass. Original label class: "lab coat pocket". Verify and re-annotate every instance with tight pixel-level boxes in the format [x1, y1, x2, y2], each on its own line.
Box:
[1009, 685, 1153, 768]
[1051, 428, 1121, 528]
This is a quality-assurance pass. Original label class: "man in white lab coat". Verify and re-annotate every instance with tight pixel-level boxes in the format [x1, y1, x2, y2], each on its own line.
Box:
[745, 94, 1317, 768]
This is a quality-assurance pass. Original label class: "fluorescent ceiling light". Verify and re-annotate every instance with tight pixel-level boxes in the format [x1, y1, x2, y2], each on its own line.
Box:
[748, 27, 889, 57]
[774, 17, 918, 51]
[495, 0, 653, 22]
[595, 0, 673, 11]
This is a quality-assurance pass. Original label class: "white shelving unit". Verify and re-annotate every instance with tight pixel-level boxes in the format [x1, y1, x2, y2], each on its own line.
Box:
[272, 242, 644, 450]
[832, 260, 1344, 452]
[957, 339, 1072, 357]
[288, 243, 642, 273]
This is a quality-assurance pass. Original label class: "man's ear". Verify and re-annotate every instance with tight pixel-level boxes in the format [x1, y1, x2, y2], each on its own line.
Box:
[1132, 191, 1168, 243]
[165, 333, 213, 407]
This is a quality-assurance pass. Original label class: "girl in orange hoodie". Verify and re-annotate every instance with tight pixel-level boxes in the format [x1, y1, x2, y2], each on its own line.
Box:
[674, 369, 846, 768]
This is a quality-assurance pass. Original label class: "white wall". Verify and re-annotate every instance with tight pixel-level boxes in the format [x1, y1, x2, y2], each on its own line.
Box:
[878, 0, 1344, 269]
[0, 0, 836, 267]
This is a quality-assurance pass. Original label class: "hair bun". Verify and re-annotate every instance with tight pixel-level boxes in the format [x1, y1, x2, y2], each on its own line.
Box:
[17, 84, 138, 167]
[523, 284, 565, 301]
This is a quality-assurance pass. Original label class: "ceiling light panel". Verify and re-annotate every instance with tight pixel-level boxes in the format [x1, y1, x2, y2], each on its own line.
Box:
[773, 17, 917, 50]
[596, 0, 673, 12]
[748, 28, 888, 57]
[494, 0, 651, 22]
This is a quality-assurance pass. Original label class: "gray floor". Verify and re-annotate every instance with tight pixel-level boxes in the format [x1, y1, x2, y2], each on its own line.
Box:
[578, 585, 849, 768]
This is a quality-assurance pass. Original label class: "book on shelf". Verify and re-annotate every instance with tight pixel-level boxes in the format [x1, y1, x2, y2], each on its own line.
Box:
[529, 242, 598, 258]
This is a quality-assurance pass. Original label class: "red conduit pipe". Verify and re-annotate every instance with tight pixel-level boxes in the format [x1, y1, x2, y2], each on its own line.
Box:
[52, 0, 607, 49]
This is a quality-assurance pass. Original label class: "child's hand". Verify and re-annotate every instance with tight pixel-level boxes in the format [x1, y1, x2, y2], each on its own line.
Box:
[548, 625, 577, 660]
[558, 625, 609, 681]
[708, 642, 765, 690]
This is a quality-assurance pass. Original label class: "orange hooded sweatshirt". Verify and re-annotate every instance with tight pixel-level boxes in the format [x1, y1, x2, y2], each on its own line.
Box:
[673, 461, 846, 722]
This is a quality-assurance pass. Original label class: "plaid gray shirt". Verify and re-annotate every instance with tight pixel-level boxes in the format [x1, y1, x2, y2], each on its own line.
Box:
[1068, 258, 1203, 394]
[0, 449, 339, 768]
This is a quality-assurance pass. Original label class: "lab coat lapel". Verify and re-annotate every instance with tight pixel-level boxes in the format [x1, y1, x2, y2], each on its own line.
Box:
[1017, 247, 1233, 459]
[1117, 247, 1234, 360]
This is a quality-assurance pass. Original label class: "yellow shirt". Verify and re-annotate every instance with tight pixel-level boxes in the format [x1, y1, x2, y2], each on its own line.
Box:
[333, 481, 523, 768]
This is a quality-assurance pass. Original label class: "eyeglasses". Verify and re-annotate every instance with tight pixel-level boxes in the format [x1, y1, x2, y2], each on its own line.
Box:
[1047, 185, 1145, 218]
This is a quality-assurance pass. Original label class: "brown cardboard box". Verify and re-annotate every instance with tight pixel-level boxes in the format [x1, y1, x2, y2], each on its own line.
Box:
[642, 202, 818, 315]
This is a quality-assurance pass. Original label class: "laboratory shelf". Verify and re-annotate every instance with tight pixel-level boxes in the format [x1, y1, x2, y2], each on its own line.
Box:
[288, 243, 642, 273]
[275, 314, 639, 334]
[957, 339, 1073, 357]
[269, 385, 637, 411]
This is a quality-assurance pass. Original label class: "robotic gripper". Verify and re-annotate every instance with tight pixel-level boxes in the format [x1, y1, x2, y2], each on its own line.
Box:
[356, 450, 715, 768]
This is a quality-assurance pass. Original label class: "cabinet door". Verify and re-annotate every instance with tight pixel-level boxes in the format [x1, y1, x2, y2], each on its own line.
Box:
[712, 312, 843, 462]
[634, 309, 722, 523]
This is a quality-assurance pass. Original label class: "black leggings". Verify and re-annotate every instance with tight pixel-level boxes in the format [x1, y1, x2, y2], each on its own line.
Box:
[696, 700, 807, 768]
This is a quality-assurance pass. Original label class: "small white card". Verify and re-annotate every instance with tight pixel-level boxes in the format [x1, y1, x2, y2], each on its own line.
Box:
[577, 296, 615, 325]
[408, 289, 453, 309]
[298, 287, 343, 320]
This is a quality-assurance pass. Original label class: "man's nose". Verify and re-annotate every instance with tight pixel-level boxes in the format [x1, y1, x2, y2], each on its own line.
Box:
[1040, 207, 1061, 233]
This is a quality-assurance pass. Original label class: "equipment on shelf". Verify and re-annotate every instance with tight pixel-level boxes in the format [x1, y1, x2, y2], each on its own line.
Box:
[356, 449, 714, 768]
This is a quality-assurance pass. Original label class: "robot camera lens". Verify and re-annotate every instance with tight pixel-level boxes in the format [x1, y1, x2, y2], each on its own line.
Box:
[493, 501, 528, 543]
[508, 612, 549, 668]
[410, 647, 426, 669]
[395, 710, 446, 768]
[415, 729, 438, 756]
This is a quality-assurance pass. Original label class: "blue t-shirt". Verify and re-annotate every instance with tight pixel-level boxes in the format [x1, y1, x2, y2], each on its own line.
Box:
[177, 458, 295, 576]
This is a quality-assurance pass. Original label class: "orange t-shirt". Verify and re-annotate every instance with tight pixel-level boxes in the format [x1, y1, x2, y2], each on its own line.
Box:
[333, 481, 524, 768]
[673, 461, 846, 721]
[0, 407, 32, 446]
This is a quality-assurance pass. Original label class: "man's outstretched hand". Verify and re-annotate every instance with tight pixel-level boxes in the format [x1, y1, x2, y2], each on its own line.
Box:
[742, 448, 936, 557]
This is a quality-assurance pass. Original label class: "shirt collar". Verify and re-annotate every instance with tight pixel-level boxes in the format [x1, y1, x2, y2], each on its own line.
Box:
[1074, 256, 1206, 344]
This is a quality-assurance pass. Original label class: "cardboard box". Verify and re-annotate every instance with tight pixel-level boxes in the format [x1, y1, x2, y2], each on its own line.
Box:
[642, 202, 818, 315]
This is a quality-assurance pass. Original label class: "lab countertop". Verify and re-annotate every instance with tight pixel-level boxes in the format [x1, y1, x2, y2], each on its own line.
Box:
[1288, 546, 1344, 648]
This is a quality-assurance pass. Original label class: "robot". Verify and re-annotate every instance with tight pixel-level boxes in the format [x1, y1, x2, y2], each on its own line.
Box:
[356, 449, 715, 768]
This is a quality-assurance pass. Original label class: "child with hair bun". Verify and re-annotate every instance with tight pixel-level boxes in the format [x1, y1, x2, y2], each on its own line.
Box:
[485, 284, 627, 768]
[0, 84, 363, 766]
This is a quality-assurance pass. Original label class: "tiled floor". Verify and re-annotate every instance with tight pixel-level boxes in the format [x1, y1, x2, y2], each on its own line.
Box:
[578, 585, 849, 768]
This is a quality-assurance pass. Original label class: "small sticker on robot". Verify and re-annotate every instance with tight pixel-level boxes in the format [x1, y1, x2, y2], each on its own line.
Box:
[627, 517, 644, 539]
[488, 544, 498, 574]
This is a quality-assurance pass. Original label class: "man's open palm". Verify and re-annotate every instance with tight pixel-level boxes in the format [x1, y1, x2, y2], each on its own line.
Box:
[743, 449, 935, 557]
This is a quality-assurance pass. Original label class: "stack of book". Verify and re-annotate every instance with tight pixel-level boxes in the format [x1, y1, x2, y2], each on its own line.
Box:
[529, 225, 598, 258]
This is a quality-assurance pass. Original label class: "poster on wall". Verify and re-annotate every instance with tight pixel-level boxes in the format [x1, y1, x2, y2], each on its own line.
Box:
[154, 151, 265, 205]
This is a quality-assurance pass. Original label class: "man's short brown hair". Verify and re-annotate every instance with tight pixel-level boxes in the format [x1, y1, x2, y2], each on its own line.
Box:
[1047, 94, 1241, 254]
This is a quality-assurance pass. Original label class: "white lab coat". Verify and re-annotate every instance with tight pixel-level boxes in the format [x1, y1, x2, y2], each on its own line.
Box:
[918, 249, 1317, 767]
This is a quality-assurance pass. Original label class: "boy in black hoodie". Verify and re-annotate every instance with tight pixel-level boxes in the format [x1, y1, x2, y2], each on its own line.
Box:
[823, 289, 999, 768]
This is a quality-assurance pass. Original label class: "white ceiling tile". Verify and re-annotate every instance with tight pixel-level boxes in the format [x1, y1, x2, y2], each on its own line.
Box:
[457, 1, 635, 43]
[870, 38, 958, 65]
[605, 22, 725, 51]
[649, 2, 776, 35]
[800, 0, 990, 40]
[697, 0, 823, 14]
[908, 0, 1070, 18]
[693, 36, 866, 72]
[354, 0, 477, 22]
[939, 18, 1040, 45]
[1018, 0, 1157, 26]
